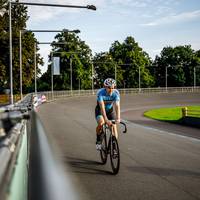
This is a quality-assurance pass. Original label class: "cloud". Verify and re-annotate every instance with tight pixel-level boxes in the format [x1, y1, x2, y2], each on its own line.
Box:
[141, 10, 200, 26]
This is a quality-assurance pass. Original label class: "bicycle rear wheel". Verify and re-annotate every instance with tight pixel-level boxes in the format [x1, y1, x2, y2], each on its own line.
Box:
[110, 136, 120, 174]
[100, 133, 108, 164]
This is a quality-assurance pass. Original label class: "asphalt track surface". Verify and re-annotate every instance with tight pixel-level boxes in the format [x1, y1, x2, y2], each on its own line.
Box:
[38, 92, 200, 200]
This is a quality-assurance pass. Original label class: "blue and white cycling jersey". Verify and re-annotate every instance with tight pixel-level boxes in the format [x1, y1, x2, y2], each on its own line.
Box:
[97, 88, 120, 111]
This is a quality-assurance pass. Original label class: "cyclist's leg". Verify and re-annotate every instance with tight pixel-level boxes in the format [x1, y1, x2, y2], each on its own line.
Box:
[95, 116, 104, 150]
[95, 106, 105, 150]
[107, 111, 118, 139]
[95, 106, 105, 135]
[96, 115, 104, 135]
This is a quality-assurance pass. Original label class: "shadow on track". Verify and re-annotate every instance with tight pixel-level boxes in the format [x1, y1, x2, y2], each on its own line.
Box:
[127, 166, 200, 177]
[64, 156, 113, 175]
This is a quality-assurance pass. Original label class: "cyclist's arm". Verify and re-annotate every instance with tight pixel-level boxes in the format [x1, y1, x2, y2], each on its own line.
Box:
[114, 100, 120, 122]
[99, 101, 109, 122]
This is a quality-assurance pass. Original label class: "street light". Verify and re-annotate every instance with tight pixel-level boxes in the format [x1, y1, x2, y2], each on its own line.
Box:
[118, 64, 141, 91]
[9, 1, 96, 104]
[11, 2, 96, 10]
[165, 65, 181, 91]
[92, 61, 117, 87]
[165, 65, 172, 91]
[194, 66, 200, 88]
[50, 50, 81, 97]
[19, 29, 80, 99]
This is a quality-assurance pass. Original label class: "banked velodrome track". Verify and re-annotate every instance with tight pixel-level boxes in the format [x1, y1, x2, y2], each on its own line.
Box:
[38, 92, 200, 200]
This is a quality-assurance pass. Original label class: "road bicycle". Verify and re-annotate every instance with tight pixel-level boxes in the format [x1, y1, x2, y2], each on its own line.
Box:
[99, 120, 127, 174]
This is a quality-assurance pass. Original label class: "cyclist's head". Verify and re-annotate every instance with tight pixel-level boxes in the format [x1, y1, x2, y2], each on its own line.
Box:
[104, 78, 116, 88]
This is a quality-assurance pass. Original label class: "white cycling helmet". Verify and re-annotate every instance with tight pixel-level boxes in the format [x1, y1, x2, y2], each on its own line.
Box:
[104, 78, 116, 87]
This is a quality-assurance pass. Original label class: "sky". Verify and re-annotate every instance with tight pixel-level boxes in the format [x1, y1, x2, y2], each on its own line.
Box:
[22, 0, 200, 74]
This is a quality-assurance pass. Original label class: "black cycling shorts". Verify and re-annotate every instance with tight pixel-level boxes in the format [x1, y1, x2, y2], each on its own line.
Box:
[95, 105, 115, 121]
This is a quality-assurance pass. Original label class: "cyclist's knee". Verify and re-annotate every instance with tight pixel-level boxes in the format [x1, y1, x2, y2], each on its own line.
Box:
[97, 123, 103, 129]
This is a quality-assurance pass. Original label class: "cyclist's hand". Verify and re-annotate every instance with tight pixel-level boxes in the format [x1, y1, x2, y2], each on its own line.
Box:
[105, 119, 112, 126]
[116, 118, 120, 123]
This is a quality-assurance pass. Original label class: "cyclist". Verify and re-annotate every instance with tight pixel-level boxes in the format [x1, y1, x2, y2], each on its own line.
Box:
[95, 78, 120, 150]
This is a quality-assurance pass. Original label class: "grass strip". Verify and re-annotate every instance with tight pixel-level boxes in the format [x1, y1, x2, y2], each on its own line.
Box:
[144, 106, 200, 121]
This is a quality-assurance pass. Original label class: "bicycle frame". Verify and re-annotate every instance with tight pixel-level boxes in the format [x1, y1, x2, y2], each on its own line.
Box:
[100, 121, 127, 174]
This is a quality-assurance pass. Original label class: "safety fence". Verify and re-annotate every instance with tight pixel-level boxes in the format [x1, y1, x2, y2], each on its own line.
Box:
[0, 94, 32, 200]
[182, 107, 200, 118]
[33, 86, 200, 102]
[0, 94, 80, 200]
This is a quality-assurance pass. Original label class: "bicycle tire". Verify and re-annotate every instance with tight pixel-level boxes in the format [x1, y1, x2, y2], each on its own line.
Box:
[110, 136, 120, 174]
[100, 132, 108, 164]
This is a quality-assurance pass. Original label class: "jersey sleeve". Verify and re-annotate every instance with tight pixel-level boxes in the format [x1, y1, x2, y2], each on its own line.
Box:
[97, 89, 103, 102]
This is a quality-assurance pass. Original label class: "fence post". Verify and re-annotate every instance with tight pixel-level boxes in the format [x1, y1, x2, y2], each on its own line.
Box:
[182, 107, 188, 117]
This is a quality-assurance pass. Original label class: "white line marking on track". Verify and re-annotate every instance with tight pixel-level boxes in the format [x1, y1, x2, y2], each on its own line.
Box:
[122, 119, 200, 143]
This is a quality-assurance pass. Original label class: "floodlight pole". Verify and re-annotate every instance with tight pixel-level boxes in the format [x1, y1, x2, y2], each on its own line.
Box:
[92, 63, 94, 94]
[194, 66, 200, 88]
[118, 64, 141, 91]
[19, 30, 22, 99]
[92, 61, 117, 87]
[9, 1, 96, 104]
[11, 2, 96, 10]
[34, 42, 37, 94]
[139, 66, 141, 91]
[51, 52, 54, 99]
[70, 57, 72, 95]
[115, 64, 117, 87]
[165, 66, 168, 92]
[9, 1, 13, 104]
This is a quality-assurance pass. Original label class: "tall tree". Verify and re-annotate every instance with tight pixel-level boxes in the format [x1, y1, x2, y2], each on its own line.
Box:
[109, 36, 154, 88]
[0, 0, 43, 94]
[153, 45, 199, 87]
[92, 52, 123, 88]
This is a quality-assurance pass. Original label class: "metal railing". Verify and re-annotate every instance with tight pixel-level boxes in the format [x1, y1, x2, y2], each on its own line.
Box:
[0, 93, 82, 200]
[35, 86, 200, 102]
[182, 107, 200, 118]
[0, 106, 31, 200]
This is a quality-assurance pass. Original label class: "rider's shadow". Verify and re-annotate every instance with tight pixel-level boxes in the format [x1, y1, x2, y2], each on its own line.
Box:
[64, 156, 113, 175]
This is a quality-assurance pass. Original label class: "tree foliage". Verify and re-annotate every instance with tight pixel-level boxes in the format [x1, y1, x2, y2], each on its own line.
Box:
[93, 36, 154, 88]
[110, 37, 155, 88]
[153, 45, 200, 87]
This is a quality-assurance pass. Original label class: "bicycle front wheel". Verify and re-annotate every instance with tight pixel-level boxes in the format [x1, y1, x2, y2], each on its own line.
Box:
[110, 136, 120, 174]
[100, 133, 108, 164]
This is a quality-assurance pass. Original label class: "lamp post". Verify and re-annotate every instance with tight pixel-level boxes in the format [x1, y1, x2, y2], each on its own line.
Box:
[92, 61, 117, 87]
[92, 63, 94, 94]
[50, 50, 80, 97]
[165, 65, 181, 91]
[9, 1, 96, 104]
[165, 65, 168, 92]
[34, 42, 37, 94]
[19, 30, 22, 99]
[118, 64, 141, 91]
[9, 1, 13, 104]
[194, 66, 200, 88]
[70, 57, 72, 95]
